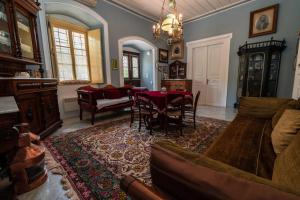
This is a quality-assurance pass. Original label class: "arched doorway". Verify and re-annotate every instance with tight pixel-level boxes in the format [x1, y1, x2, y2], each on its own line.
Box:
[118, 36, 158, 90]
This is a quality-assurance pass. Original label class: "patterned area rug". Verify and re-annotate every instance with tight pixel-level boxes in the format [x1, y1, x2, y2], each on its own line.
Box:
[44, 117, 229, 200]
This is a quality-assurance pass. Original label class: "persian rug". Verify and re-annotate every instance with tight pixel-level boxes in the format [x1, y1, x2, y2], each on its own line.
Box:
[44, 117, 229, 200]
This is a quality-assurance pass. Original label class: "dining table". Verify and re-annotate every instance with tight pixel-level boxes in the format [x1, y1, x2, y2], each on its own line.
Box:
[138, 90, 193, 113]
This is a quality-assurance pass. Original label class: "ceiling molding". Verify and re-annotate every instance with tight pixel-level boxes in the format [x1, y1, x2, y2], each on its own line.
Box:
[184, 0, 256, 24]
[103, 0, 156, 23]
[104, 0, 256, 25]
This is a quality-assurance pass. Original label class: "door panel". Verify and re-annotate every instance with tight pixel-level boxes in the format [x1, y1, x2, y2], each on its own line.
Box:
[206, 43, 224, 106]
[192, 46, 207, 105]
[123, 51, 141, 87]
[41, 93, 60, 128]
[189, 35, 230, 107]
[293, 40, 300, 99]
[17, 94, 42, 134]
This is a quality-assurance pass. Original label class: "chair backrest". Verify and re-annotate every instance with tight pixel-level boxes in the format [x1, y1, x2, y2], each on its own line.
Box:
[193, 91, 201, 114]
[166, 93, 185, 114]
[136, 93, 154, 114]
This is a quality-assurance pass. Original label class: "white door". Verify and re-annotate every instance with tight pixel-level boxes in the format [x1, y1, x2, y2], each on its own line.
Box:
[192, 46, 207, 105]
[293, 39, 300, 99]
[188, 34, 232, 107]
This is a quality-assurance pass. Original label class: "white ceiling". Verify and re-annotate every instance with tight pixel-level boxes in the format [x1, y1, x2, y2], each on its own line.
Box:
[107, 0, 250, 22]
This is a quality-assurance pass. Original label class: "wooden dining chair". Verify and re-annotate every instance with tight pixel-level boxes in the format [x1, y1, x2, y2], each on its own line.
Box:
[184, 91, 200, 129]
[164, 93, 185, 136]
[135, 93, 157, 135]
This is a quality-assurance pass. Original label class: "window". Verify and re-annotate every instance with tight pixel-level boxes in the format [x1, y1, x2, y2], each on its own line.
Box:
[123, 51, 140, 80]
[49, 17, 104, 84]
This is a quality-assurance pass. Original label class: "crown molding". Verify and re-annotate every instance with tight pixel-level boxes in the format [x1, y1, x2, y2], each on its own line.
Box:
[103, 0, 157, 23]
[184, 0, 256, 24]
[104, 0, 256, 25]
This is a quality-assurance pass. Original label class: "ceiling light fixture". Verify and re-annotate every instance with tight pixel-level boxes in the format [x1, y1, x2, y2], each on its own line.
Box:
[152, 0, 183, 45]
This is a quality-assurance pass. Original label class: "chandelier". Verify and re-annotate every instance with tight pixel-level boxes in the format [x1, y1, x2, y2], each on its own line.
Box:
[152, 0, 183, 45]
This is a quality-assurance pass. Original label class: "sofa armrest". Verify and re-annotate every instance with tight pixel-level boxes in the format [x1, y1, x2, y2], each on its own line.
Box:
[151, 140, 299, 200]
[77, 90, 96, 105]
[120, 176, 167, 200]
[238, 97, 291, 118]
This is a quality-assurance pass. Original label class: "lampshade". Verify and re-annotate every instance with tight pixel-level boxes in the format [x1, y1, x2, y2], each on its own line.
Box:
[161, 14, 179, 32]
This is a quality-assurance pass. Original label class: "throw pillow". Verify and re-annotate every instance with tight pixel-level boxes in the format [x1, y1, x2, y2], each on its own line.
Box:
[272, 99, 300, 128]
[271, 109, 300, 154]
[272, 130, 300, 194]
[104, 89, 123, 99]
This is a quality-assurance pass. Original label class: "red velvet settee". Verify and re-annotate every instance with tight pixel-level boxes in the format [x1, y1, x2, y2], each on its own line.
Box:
[77, 85, 133, 125]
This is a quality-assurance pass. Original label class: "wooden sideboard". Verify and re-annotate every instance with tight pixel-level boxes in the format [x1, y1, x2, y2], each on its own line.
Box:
[0, 78, 62, 138]
[161, 79, 192, 92]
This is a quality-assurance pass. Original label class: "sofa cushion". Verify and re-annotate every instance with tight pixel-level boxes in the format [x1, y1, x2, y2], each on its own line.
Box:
[103, 88, 123, 99]
[272, 99, 300, 128]
[271, 109, 300, 154]
[151, 141, 299, 200]
[96, 97, 130, 110]
[205, 115, 276, 179]
[272, 130, 300, 195]
[78, 86, 104, 99]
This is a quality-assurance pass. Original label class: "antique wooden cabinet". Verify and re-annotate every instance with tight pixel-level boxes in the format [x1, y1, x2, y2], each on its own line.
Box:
[161, 79, 192, 92]
[0, 78, 62, 138]
[236, 38, 286, 106]
[0, 0, 42, 77]
[169, 60, 187, 79]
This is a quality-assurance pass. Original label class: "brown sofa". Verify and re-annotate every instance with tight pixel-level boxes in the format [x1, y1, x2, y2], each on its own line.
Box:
[77, 85, 133, 125]
[121, 97, 300, 200]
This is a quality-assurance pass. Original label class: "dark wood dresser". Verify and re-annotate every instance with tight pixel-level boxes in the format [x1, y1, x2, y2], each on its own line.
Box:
[161, 79, 192, 92]
[0, 78, 62, 138]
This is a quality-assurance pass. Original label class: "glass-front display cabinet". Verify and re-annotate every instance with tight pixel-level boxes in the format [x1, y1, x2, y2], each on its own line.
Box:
[0, 0, 41, 76]
[0, 0, 12, 55]
[235, 38, 286, 107]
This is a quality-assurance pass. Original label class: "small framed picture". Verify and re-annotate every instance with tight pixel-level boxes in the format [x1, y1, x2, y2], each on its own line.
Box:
[170, 41, 184, 60]
[249, 4, 279, 38]
[111, 58, 118, 70]
[159, 49, 169, 63]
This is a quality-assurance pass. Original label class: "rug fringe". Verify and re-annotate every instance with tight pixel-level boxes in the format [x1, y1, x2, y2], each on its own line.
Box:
[44, 145, 79, 200]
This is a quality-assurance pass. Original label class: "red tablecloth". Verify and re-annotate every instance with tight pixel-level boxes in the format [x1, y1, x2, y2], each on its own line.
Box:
[139, 91, 193, 113]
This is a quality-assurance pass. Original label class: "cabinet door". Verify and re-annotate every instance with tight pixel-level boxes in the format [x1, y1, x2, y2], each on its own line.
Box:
[15, 8, 34, 59]
[41, 93, 60, 128]
[17, 94, 43, 134]
[0, 0, 13, 55]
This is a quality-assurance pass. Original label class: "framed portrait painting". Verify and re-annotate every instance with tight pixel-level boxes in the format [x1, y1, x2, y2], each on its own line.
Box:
[170, 41, 184, 60]
[159, 49, 169, 63]
[249, 4, 279, 38]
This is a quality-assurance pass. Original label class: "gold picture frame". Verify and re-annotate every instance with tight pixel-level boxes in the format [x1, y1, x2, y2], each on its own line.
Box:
[170, 41, 184, 60]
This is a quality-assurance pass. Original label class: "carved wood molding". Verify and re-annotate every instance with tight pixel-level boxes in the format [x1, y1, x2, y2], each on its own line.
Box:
[75, 0, 97, 7]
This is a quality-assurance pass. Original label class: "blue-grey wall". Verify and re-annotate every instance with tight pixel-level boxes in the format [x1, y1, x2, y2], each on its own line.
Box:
[141, 50, 154, 90]
[43, 0, 165, 86]
[92, 0, 162, 86]
[184, 0, 300, 107]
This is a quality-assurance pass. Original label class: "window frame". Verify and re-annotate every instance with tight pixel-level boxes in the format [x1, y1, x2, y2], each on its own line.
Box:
[49, 18, 92, 85]
[123, 50, 141, 81]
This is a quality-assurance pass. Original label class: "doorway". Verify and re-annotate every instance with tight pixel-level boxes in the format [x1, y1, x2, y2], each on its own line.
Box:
[123, 51, 141, 86]
[187, 33, 232, 107]
[118, 36, 158, 90]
